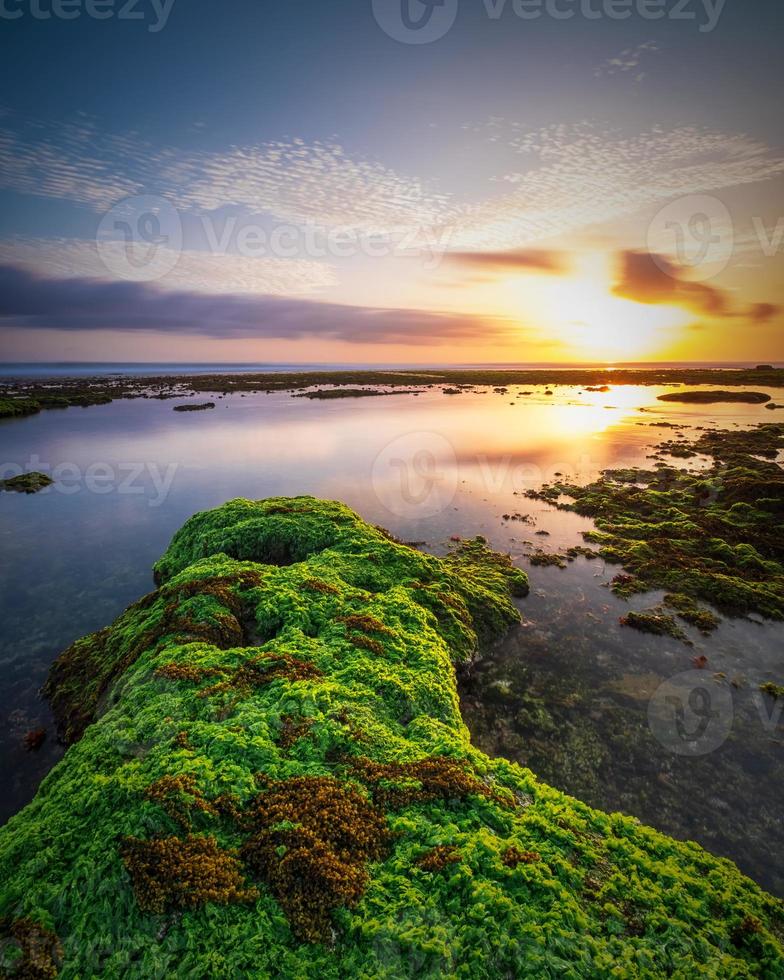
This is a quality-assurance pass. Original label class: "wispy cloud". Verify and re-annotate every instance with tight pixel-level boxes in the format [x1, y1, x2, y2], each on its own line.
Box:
[445, 248, 566, 274]
[444, 123, 784, 250]
[0, 238, 335, 296]
[0, 263, 513, 344]
[2, 112, 783, 276]
[594, 41, 659, 79]
[0, 112, 449, 234]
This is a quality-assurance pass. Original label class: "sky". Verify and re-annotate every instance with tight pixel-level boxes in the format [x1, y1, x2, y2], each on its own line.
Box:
[0, 0, 782, 364]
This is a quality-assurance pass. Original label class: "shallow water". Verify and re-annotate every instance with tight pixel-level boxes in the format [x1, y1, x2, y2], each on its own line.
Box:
[1, 382, 782, 893]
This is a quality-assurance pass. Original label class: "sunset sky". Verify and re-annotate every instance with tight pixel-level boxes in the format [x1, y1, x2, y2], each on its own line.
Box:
[1, 0, 782, 364]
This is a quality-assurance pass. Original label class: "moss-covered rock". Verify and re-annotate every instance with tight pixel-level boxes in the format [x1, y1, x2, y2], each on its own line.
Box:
[1, 497, 782, 977]
[0, 398, 41, 420]
[0, 472, 53, 494]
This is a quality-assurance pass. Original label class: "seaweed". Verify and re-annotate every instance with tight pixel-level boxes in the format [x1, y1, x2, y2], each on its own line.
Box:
[0, 918, 62, 979]
[0, 497, 781, 976]
[619, 609, 689, 643]
[415, 846, 461, 872]
[120, 835, 258, 915]
[0, 473, 53, 494]
[549, 424, 784, 622]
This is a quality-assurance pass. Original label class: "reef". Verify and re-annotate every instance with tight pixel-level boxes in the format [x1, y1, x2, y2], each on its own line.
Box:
[657, 390, 772, 404]
[172, 402, 216, 412]
[0, 398, 42, 420]
[1, 497, 783, 977]
[3, 367, 784, 422]
[293, 389, 416, 400]
[0, 472, 53, 494]
[619, 608, 689, 643]
[530, 423, 784, 624]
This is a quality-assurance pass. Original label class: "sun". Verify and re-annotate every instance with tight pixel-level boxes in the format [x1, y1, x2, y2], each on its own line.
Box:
[503, 252, 690, 361]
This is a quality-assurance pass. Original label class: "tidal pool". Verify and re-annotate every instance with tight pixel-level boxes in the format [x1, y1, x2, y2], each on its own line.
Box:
[1, 381, 782, 893]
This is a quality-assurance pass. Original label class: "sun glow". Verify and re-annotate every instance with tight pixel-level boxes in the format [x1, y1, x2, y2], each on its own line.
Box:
[502, 253, 690, 360]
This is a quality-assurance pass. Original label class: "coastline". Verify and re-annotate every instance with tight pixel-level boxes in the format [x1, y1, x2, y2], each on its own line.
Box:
[3, 366, 784, 421]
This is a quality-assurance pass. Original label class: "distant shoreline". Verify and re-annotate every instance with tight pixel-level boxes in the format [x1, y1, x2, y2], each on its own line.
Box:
[2, 365, 784, 421]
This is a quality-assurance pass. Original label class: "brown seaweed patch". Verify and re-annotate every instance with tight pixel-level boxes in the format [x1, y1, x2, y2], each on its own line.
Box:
[144, 775, 220, 830]
[301, 578, 340, 595]
[0, 918, 63, 979]
[240, 776, 390, 943]
[415, 846, 461, 872]
[120, 835, 258, 915]
[278, 715, 315, 750]
[502, 846, 541, 868]
[350, 756, 506, 809]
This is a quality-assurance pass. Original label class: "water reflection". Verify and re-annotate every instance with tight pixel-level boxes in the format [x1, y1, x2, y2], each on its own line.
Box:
[0, 383, 781, 894]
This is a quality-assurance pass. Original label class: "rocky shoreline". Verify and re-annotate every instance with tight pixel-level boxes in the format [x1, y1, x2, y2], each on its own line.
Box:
[2, 366, 784, 421]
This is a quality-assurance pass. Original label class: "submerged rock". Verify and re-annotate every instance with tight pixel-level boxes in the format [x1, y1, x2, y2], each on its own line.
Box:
[657, 390, 771, 404]
[0, 471, 53, 494]
[1, 498, 782, 977]
[172, 402, 216, 413]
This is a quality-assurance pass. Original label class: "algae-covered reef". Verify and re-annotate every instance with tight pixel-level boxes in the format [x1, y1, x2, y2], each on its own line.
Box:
[528, 423, 784, 624]
[0, 472, 53, 494]
[2, 366, 784, 423]
[1, 498, 783, 977]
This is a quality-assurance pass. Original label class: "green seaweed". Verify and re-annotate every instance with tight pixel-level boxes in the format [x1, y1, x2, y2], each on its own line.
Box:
[1, 497, 783, 977]
[538, 424, 784, 623]
[0, 473, 53, 494]
[619, 608, 689, 643]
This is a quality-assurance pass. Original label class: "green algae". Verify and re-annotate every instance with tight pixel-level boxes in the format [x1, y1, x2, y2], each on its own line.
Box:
[0, 398, 41, 420]
[663, 593, 721, 632]
[619, 608, 689, 643]
[0, 472, 53, 494]
[1, 497, 783, 977]
[532, 424, 784, 624]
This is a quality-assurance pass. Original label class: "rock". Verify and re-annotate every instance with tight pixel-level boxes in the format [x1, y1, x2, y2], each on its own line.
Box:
[0, 471, 53, 494]
[0, 499, 780, 976]
[657, 390, 771, 404]
[172, 402, 216, 412]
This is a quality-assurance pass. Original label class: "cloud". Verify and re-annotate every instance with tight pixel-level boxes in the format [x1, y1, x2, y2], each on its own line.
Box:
[594, 41, 659, 78]
[0, 237, 335, 296]
[2, 111, 783, 260]
[0, 112, 449, 234]
[0, 264, 512, 345]
[444, 122, 784, 251]
[445, 248, 566, 275]
[612, 250, 779, 323]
